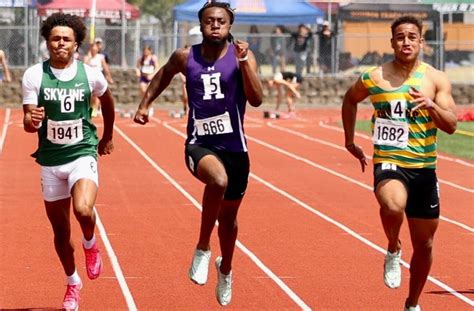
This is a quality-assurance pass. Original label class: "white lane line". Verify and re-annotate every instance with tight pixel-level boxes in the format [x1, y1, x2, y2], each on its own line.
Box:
[95, 208, 138, 310]
[115, 122, 311, 311]
[267, 120, 473, 193]
[249, 173, 474, 307]
[0, 108, 11, 155]
[246, 134, 474, 233]
[162, 120, 473, 307]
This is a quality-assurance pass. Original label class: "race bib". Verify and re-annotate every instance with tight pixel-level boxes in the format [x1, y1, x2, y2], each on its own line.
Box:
[141, 65, 154, 75]
[195, 111, 233, 136]
[373, 118, 409, 148]
[47, 119, 83, 145]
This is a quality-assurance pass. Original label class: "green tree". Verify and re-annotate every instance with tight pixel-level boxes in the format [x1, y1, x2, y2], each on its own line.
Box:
[129, 0, 187, 33]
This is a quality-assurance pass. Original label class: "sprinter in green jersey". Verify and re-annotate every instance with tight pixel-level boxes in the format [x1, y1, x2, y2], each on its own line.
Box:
[342, 16, 457, 311]
[22, 13, 115, 311]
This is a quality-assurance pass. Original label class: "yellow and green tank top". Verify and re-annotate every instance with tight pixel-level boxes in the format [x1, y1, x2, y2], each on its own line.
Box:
[361, 62, 437, 169]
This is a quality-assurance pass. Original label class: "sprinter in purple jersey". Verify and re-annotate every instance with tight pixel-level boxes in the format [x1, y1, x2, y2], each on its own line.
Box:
[133, 1, 263, 306]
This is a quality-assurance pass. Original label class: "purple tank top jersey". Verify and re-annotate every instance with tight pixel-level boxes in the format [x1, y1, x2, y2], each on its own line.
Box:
[185, 44, 248, 152]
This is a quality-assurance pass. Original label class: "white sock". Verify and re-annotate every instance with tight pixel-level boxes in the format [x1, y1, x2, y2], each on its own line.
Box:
[67, 270, 81, 285]
[82, 234, 96, 249]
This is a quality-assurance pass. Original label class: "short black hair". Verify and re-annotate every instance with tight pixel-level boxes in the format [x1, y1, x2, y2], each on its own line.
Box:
[41, 12, 87, 48]
[198, 1, 235, 25]
[391, 16, 423, 37]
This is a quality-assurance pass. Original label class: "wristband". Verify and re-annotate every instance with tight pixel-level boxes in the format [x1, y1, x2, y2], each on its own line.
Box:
[238, 55, 248, 62]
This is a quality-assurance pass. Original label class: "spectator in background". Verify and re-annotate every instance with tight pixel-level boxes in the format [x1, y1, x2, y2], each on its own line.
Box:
[84, 42, 114, 116]
[135, 46, 159, 117]
[0, 49, 12, 82]
[248, 24, 263, 72]
[268, 71, 302, 118]
[289, 24, 313, 76]
[94, 37, 110, 64]
[136, 46, 159, 97]
[270, 25, 286, 74]
[318, 21, 333, 74]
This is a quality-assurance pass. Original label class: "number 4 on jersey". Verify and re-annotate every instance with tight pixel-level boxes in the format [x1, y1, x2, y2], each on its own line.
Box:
[390, 99, 406, 119]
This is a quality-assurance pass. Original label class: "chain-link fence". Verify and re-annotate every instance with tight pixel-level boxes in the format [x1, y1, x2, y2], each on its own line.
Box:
[1, 23, 473, 83]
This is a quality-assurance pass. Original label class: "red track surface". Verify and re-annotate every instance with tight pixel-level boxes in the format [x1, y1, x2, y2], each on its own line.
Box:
[1, 107, 473, 310]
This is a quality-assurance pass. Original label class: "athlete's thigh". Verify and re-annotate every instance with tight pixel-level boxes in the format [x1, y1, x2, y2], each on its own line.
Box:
[71, 178, 98, 209]
[375, 179, 407, 211]
[374, 164, 408, 211]
[218, 151, 249, 201]
[44, 198, 72, 232]
[185, 144, 226, 184]
[69, 156, 99, 208]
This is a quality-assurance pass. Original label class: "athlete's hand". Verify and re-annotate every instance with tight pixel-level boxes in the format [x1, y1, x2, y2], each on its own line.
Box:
[134, 107, 150, 125]
[31, 106, 45, 128]
[98, 138, 114, 156]
[234, 40, 249, 59]
[409, 86, 435, 112]
[346, 143, 368, 172]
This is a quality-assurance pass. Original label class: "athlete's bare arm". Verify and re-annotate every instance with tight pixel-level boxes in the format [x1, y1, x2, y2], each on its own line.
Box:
[134, 48, 189, 125]
[341, 76, 370, 172]
[0, 50, 12, 82]
[234, 40, 263, 107]
[411, 68, 457, 134]
[98, 89, 115, 155]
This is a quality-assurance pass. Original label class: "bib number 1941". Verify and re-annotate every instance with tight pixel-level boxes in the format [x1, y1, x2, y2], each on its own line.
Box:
[47, 119, 83, 144]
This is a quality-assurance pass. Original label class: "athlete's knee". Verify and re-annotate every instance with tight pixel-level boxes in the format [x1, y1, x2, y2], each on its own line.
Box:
[207, 174, 228, 193]
[73, 201, 95, 220]
[412, 237, 434, 254]
[379, 201, 404, 217]
[218, 218, 238, 234]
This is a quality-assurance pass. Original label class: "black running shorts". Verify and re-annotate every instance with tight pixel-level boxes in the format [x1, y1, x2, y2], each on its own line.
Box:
[185, 144, 250, 200]
[374, 163, 440, 219]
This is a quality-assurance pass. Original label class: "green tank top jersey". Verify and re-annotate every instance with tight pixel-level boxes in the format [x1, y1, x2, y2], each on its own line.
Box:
[361, 62, 437, 169]
[33, 61, 98, 166]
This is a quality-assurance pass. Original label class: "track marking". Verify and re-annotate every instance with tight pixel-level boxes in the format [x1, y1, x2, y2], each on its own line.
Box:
[161, 120, 474, 307]
[249, 173, 474, 307]
[246, 134, 474, 233]
[115, 122, 311, 311]
[265, 120, 474, 193]
[94, 208, 138, 310]
[0, 108, 11, 155]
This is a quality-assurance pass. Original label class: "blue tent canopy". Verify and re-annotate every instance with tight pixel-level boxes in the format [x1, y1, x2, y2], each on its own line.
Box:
[174, 0, 324, 25]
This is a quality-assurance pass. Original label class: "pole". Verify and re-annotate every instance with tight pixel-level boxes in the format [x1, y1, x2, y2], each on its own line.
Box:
[121, 0, 126, 68]
[90, 0, 97, 44]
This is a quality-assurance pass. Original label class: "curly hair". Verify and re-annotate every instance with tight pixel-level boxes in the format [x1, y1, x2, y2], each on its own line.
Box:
[41, 13, 87, 48]
[198, 0, 235, 24]
[391, 16, 423, 37]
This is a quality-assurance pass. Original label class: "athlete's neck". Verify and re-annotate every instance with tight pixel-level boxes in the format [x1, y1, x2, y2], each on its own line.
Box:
[49, 57, 75, 70]
[391, 59, 420, 79]
[201, 40, 229, 62]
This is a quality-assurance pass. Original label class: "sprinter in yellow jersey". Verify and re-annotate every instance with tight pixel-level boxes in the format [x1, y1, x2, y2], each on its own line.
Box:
[342, 16, 457, 311]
